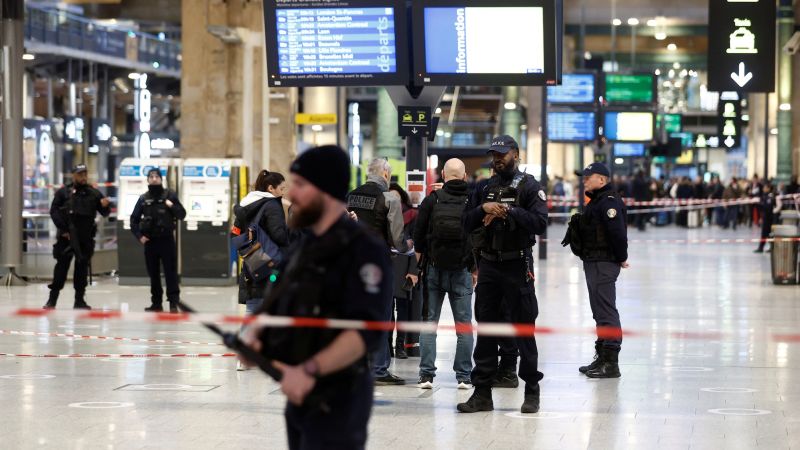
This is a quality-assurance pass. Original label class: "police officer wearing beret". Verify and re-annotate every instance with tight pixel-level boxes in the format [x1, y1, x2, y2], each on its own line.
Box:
[130, 168, 187, 313]
[44, 164, 111, 310]
[568, 163, 629, 378]
[459, 135, 548, 414]
[240, 146, 392, 449]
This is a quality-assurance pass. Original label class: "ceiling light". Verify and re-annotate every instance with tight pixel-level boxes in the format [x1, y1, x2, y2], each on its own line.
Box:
[615, 158, 625, 165]
[668, 69, 675, 78]
[680, 69, 688, 77]
[647, 19, 657, 27]
[504, 102, 517, 110]
[770, 128, 779, 135]
[22, 53, 35, 61]
[436, 129, 444, 137]
[673, 62, 681, 69]
[435, 107, 442, 114]
[654, 69, 661, 76]
[655, 32, 667, 40]
[627, 18, 639, 26]
[311, 124, 323, 132]
[779, 103, 792, 111]
[612, 19, 622, 26]
[667, 43, 677, 51]
[584, 51, 592, 60]
[128, 73, 141, 80]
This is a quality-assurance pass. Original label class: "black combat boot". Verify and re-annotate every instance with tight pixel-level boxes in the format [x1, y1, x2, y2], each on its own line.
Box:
[43, 291, 58, 309]
[492, 368, 519, 388]
[521, 384, 540, 414]
[457, 386, 493, 413]
[145, 303, 164, 312]
[73, 300, 92, 310]
[579, 340, 604, 374]
[169, 301, 180, 313]
[585, 347, 621, 379]
[395, 332, 408, 359]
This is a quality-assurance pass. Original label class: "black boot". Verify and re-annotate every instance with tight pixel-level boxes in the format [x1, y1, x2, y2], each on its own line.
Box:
[43, 291, 58, 309]
[457, 386, 493, 413]
[492, 368, 519, 388]
[145, 303, 164, 312]
[395, 343, 408, 359]
[169, 301, 180, 313]
[585, 347, 621, 379]
[521, 384, 540, 414]
[579, 341, 604, 374]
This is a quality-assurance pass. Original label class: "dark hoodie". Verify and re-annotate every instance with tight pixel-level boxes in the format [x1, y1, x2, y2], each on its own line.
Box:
[413, 179, 475, 271]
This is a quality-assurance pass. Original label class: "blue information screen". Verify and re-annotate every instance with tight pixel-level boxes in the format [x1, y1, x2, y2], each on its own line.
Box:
[276, 7, 397, 75]
[613, 143, 646, 157]
[547, 112, 596, 142]
[547, 74, 596, 104]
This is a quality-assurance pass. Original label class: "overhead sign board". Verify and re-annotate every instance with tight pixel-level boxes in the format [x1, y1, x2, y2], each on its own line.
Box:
[604, 74, 656, 104]
[717, 98, 743, 149]
[546, 111, 596, 142]
[295, 113, 338, 125]
[707, 0, 776, 93]
[546, 73, 596, 104]
[397, 106, 432, 137]
[264, 0, 410, 87]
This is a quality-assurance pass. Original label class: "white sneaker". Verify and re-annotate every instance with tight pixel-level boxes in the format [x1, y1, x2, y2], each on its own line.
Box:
[417, 376, 433, 389]
[457, 381, 472, 390]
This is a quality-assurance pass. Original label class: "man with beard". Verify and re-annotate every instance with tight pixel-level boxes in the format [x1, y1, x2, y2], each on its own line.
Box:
[458, 135, 548, 414]
[240, 145, 392, 449]
[44, 164, 111, 310]
[130, 168, 187, 313]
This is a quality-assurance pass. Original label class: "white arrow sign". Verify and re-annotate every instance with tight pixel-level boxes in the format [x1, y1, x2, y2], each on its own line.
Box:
[730, 62, 753, 88]
[411, 128, 418, 134]
[724, 136, 735, 148]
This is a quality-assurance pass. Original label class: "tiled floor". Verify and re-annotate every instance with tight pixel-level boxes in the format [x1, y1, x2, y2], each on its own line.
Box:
[1, 223, 798, 449]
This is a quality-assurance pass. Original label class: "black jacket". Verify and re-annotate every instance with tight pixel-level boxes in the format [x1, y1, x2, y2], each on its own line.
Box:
[129, 187, 186, 240]
[50, 183, 111, 239]
[233, 196, 290, 302]
[584, 183, 628, 263]
[414, 179, 475, 271]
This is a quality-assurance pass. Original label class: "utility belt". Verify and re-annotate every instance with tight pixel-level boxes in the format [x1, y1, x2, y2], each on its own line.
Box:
[480, 249, 526, 262]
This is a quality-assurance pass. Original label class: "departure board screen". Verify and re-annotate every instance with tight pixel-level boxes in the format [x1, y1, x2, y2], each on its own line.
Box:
[613, 143, 646, 157]
[604, 74, 655, 104]
[264, 0, 409, 87]
[603, 111, 654, 142]
[547, 111, 596, 142]
[547, 73, 596, 104]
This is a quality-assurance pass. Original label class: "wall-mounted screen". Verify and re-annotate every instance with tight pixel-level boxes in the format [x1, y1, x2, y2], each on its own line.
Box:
[546, 73, 596, 104]
[613, 143, 646, 157]
[604, 74, 655, 104]
[547, 111, 596, 142]
[264, 0, 409, 87]
[412, 0, 558, 86]
[660, 113, 682, 134]
[603, 111, 654, 142]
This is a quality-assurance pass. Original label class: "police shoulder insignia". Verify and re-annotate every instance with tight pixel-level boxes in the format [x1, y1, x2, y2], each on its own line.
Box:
[607, 208, 618, 219]
[359, 263, 383, 294]
[538, 190, 547, 201]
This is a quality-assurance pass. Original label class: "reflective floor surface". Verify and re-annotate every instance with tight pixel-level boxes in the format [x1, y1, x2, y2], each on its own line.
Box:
[1, 223, 798, 449]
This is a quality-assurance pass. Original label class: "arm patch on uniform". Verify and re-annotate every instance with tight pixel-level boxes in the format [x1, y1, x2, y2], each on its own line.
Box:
[359, 263, 383, 294]
[348, 195, 376, 210]
[607, 208, 618, 219]
[538, 190, 547, 201]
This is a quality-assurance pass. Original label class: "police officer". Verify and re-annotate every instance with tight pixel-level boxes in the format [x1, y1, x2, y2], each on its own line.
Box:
[459, 135, 548, 414]
[43, 164, 111, 310]
[568, 163, 629, 378]
[130, 168, 186, 313]
[347, 157, 409, 386]
[240, 146, 392, 449]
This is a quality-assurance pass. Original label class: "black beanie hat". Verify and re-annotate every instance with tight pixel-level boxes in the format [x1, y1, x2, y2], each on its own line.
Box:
[290, 145, 351, 201]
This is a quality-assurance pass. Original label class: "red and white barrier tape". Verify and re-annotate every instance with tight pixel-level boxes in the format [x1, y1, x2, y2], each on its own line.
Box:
[549, 193, 800, 208]
[0, 329, 220, 346]
[539, 237, 800, 244]
[3, 308, 800, 343]
[0, 353, 235, 358]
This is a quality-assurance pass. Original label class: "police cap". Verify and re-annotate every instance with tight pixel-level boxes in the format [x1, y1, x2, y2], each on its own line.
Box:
[487, 135, 519, 154]
[576, 162, 610, 178]
[72, 164, 88, 174]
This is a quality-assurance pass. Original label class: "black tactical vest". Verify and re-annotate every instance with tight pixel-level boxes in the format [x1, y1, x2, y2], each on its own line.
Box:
[579, 193, 616, 261]
[139, 190, 172, 237]
[481, 173, 534, 253]
[347, 182, 390, 246]
[67, 185, 99, 219]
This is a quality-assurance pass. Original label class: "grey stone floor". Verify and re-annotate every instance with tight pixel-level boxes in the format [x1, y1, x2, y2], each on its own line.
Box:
[1, 223, 798, 449]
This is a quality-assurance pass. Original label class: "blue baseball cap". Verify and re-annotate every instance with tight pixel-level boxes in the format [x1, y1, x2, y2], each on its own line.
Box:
[487, 135, 519, 154]
[577, 162, 610, 178]
[72, 164, 87, 174]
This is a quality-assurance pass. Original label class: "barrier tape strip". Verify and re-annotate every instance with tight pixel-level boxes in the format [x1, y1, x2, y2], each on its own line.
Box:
[539, 237, 800, 244]
[3, 308, 800, 343]
[24, 182, 119, 190]
[0, 330, 220, 346]
[547, 198, 797, 217]
[0, 353, 236, 358]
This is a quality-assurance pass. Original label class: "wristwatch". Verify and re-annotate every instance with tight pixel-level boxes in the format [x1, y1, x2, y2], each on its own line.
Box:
[302, 359, 320, 378]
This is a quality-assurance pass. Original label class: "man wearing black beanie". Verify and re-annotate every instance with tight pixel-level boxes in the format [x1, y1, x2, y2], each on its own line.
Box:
[240, 145, 393, 450]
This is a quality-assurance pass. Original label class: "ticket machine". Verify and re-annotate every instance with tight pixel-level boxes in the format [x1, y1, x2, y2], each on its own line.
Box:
[180, 158, 248, 286]
[117, 158, 182, 285]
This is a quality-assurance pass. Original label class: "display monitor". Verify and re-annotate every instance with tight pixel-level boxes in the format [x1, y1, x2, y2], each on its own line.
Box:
[264, 0, 409, 87]
[603, 111, 654, 142]
[613, 143, 646, 157]
[660, 113, 682, 134]
[546, 111, 596, 142]
[546, 73, 596, 104]
[412, 0, 558, 86]
[604, 74, 655, 104]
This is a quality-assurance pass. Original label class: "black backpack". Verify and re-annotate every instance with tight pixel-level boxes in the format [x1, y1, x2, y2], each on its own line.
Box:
[428, 190, 468, 270]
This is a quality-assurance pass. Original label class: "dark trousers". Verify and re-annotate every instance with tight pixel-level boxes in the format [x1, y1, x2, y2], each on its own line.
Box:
[498, 297, 519, 371]
[583, 261, 622, 349]
[49, 237, 92, 302]
[757, 214, 774, 251]
[285, 375, 373, 450]
[472, 257, 542, 389]
[144, 235, 180, 304]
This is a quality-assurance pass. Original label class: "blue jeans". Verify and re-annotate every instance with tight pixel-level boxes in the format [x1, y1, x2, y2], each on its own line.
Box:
[419, 265, 474, 381]
[372, 332, 391, 377]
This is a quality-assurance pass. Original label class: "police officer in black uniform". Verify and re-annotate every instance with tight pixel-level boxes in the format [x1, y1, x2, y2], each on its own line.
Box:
[459, 135, 548, 414]
[240, 146, 392, 449]
[130, 168, 187, 313]
[43, 164, 111, 310]
[566, 163, 628, 378]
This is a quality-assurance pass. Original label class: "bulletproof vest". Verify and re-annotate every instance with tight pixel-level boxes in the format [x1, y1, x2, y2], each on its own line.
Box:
[347, 182, 390, 246]
[480, 173, 534, 253]
[258, 224, 366, 380]
[67, 185, 98, 219]
[139, 189, 172, 237]
[579, 193, 617, 261]
[428, 189, 468, 270]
